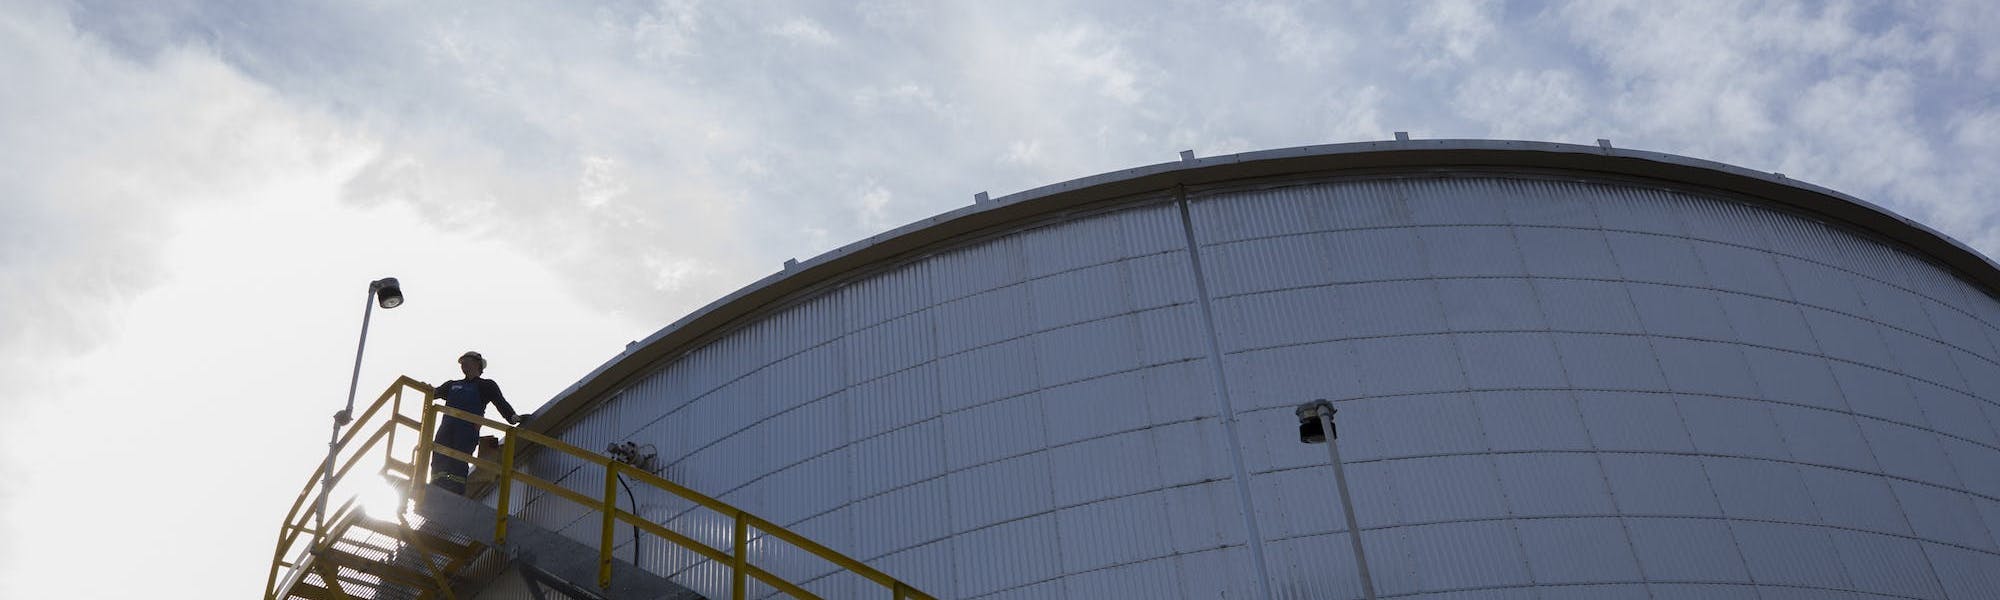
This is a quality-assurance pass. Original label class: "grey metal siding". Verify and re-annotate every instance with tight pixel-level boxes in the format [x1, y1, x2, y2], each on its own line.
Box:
[501, 173, 2000, 600]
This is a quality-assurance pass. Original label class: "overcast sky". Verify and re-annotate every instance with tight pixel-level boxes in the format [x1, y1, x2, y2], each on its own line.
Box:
[3, 1, 1997, 597]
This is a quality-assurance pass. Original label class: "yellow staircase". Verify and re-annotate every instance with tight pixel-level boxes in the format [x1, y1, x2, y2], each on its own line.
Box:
[266, 377, 937, 600]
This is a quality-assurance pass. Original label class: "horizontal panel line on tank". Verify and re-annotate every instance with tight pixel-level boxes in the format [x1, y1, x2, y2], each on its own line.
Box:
[1198, 221, 1992, 330]
[1227, 324, 2000, 411]
[1214, 267, 1993, 365]
[600, 297, 1206, 451]
[1239, 387, 2000, 476]
[1259, 511, 2000, 567]
[1257, 445, 2000, 508]
[528, 415, 1240, 553]
[607, 353, 1212, 484]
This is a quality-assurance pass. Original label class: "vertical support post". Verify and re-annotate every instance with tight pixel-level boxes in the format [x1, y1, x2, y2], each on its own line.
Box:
[316, 290, 377, 540]
[731, 511, 748, 600]
[413, 402, 437, 508]
[1318, 408, 1377, 600]
[601, 463, 620, 588]
[496, 433, 518, 546]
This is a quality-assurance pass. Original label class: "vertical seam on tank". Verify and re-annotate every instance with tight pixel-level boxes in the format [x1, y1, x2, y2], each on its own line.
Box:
[1595, 194, 1766, 597]
[1175, 185, 1277, 600]
[1773, 232, 1958, 597]
[1520, 179, 1656, 595]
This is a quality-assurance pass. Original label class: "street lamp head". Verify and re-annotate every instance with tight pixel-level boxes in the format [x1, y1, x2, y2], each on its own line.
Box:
[1295, 400, 1336, 444]
[371, 277, 403, 309]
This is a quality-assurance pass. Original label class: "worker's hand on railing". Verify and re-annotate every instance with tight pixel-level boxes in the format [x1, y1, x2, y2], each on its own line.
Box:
[508, 413, 531, 426]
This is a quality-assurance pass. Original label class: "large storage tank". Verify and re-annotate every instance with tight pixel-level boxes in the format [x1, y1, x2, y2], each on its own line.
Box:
[511, 140, 2000, 599]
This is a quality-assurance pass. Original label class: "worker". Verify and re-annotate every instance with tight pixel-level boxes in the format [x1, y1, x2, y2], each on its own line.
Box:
[430, 351, 521, 495]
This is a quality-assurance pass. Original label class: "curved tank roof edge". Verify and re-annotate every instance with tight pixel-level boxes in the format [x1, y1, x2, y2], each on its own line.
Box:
[526, 138, 2000, 434]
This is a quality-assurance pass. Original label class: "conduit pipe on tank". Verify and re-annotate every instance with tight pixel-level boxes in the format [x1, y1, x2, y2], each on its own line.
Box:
[1298, 400, 1376, 600]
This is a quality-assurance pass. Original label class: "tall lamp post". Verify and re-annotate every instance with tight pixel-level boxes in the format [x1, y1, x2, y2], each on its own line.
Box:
[315, 277, 404, 537]
[1297, 399, 1377, 600]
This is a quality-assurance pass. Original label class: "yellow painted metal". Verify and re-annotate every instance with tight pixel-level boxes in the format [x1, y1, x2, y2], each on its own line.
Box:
[271, 375, 938, 600]
[495, 433, 517, 546]
[600, 462, 620, 589]
[732, 511, 749, 600]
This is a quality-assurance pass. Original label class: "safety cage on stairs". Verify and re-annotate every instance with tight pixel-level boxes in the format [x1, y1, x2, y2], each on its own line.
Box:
[266, 376, 939, 600]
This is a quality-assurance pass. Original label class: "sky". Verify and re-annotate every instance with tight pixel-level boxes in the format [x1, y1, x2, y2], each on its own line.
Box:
[1, 1, 1996, 597]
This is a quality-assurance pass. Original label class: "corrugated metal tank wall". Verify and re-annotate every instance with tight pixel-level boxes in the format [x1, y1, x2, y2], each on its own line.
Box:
[508, 174, 2000, 599]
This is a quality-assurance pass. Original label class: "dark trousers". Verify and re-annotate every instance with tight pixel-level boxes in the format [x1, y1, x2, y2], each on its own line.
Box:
[430, 418, 478, 495]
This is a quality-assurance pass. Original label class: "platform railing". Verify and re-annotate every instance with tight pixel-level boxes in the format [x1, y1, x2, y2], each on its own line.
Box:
[267, 376, 937, 600]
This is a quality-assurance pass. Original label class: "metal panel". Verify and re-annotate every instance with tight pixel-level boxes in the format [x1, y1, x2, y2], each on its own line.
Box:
[1031, 261, 1137, 330]
[848, 419, 945, 499]
[1832, 361, 1930, 426]
[1419, 226, 1527, 277]
[1622, 517, 1751, 582]
[1628, 284, 1736, 341]
[1061, 557, 1183, 600]
[1576, 392, 1696, 452]
[934, 284, 1032, 356]
[1553, 333, 1669, 391]
[1732, 521, 1852, 589]
[1160, 482, 1248, 552]
[1499, 178, 1600, 228]
[1436, 278, 1546, 331]
[1516, 227, 1621, 279]
[1041, 370, 1148, 446]
[1717, 293, 1819, 353]
[1742, 347, 1847, 410]
[1350, 335, 1469, 397]
[1514, 517, 1642, 583]
[1032, 314, 1139, 387]
[1491, 453, 1615, 517]
[946, 451, 1053, 531]
[1534, 279, 1645, 334]
[1334, 280, 1450, 339]
[1607, 231, 1710, 287]
[936, 337, 1038, 413]
[1857, 277, 1941, 338]
[1593, 187, 1691, 236]
[1457, 332, 1568, 389]
[1049, 430, 1161, 507]
[1926, 542, 2000, 600]
[1889, 481, 1994, 551]
[1324, 228, 1432, 283]
[1215, 288, 1347, 352]
[1702, 457, 1819, 522]
[1599, 454, 1720, 515]
[1201, 235, 1329, 298]
[848, 477, 948, 560]
[1353, 394, 1486, 458]
[1054, 491, 1173, 573]
[929, 236, 1029, 302]
[952, 515, 1063, 598]
[1770, 405, 1883, 472]
[1913, 381, 1998, 446]
[1677, 396, 1790, 458]
[1389, 456, 1509, 523]
[1860, 419, 1963, 487]
[1694, 240, 1794, 299]
[1828, 529, 1945, 598]
[941, 390, 1046, 470]
[1402, 521, 1533, 591]
[1020, 212, 1128, 278]
[1779, 256, 1873, 316]
[1249, 467, 1345, 540]
[1476, 391, 1595, 452]
[1405, 178, 1508, 226]
[1266, 534, 1365, 600]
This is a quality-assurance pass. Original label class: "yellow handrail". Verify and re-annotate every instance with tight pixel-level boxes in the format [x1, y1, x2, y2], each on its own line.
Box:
[268, 377, 938, 600]
[417, 403, 940, 600]
[267, 376, 431, 600]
